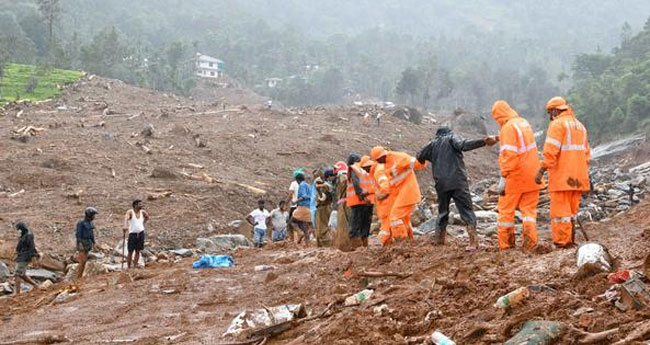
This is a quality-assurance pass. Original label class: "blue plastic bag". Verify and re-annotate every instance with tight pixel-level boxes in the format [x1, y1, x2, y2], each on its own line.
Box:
[192, 255, 235, 269]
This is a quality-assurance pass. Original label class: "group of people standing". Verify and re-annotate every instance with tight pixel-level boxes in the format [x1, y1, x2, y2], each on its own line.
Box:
[9, 200, 149, 295]
[255, 96, 590, 252]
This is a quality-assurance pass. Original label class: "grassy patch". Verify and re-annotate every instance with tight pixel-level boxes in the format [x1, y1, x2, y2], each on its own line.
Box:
[0, 63, 84, 103]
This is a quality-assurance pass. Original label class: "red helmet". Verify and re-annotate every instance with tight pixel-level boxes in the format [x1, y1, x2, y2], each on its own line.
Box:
[334, 161, 348, 174]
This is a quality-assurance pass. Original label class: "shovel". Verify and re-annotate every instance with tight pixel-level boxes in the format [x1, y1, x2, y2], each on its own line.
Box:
[121, 232, 126, 270]
[573, 217, 589, 242]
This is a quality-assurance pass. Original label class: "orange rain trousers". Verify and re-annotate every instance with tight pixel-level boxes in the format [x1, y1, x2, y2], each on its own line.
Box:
[550, 191, 582, 246]
[389, 203, 415, 241]
[497, 191, 539, 251]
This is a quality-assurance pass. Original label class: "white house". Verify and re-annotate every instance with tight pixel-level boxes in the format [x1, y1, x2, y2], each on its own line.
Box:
[265, 77, 283, 88]
[196, 53, 225, 79]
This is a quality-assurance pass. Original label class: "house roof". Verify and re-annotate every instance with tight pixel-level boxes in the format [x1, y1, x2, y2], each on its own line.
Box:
[197, 54, 224, 64]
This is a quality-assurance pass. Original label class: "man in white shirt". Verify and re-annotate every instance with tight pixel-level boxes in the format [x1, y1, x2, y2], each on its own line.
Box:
[123, 199, 149, 268]
[286, 168, 303, 241]
[246, 199, 271, 248]
[270, 200, 289, 241]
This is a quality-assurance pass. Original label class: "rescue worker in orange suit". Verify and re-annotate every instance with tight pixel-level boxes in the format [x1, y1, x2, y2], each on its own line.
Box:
[491, 100, 542, 252]
[535, 97, 590, 248]
[371, 147, 426, 243]
[370, 159, 395, 245]
[417, 127, 497, 250]
[347, 154, 374, 248]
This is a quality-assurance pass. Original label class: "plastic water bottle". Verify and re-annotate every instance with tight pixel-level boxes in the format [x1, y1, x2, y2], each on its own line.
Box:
[494, 286, 530, 308]
[431, 331, 455, 345]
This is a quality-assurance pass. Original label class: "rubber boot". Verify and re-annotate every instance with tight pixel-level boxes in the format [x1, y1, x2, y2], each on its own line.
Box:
[361, 237, 368, 247]
[433, 226, 446, 245]
[466, 225, 478, 251]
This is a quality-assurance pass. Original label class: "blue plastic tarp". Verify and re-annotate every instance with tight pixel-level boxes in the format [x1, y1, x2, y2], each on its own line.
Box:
[192, 255, 235, 269]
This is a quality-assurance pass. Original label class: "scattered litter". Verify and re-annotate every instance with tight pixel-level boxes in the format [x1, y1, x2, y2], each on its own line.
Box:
[254, 265, 276, 272]
[431, 330, 456, 345]
[504, 321, 564, 345]
[192, 255, 234, 269]
[608, 270, 631, 284]
[494, 286, 529, 309]
[224, 304, 306, 336]
[344, 289, 374, 306]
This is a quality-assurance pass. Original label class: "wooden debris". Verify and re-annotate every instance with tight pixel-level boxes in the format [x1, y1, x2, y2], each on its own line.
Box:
[357, 271, 412, 279]
[180, 163, 204, 169]
[569, 326, 619, 344]
[147, 191, 173, 200]
[8, 189, 25, 198]
[65, 190, 83, 199]
[11, 126, 46, 140]
[612, 320, 650, 345]
[140, 145, 152, 154]
[181, 172, 220, 184]
[235, 183, 267, 195]
[277, 151, 308, 156]
[0, 334, 68, 345]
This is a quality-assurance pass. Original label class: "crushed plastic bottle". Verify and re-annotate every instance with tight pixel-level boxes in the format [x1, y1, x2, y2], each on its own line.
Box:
[343, 289, 374, 306]
[494, 286, 530, 308]
[431, 331, 456, 345]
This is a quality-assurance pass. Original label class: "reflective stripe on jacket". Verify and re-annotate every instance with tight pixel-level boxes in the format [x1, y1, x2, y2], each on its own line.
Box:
[542, 112, 590, 192]
[385, 151, 425, 207]
[346, 163, 374, 206]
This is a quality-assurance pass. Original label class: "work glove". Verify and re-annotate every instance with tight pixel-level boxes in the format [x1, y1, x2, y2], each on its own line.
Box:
[484, 136, 499, 146]
[534, 168, 545, 185]
[497, 177, 506, 196]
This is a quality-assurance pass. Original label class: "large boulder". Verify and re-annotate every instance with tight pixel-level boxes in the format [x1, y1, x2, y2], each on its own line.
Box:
[196, 234, 252, 253]
[26, 268, 58, 282]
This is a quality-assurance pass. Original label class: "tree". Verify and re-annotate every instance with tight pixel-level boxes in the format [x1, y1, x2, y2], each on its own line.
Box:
[395, 67, 421, 105]
[37, 0, 61, 51]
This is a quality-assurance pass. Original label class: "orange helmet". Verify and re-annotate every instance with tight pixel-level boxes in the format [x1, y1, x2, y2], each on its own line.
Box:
[546, 96, 569, 111]
[360, 155, 375, 168]
[370, 146, 388, 161]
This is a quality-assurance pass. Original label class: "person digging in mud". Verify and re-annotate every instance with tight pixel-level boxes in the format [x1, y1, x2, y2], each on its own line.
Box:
[13, 222, 40, 296]
[247, 199, 271, 248]
[417, 126, 497, 251]
[123, 199, 149, 269]
[76, 207, 98, 281]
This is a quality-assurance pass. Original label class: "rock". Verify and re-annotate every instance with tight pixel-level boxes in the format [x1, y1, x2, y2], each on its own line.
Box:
[415, 218, 436, 235]
[0, 282, 13, 294]
[474, 210, 498, 223]
[607, 189, 625, 197]
[142, 123, 155, 137]
[207, 223, 215, 232]
[39, 255, 66, 272]
[64, 262, 109, 281]
[0, 262, 9, 283]
[157, 252, 169, 261]
[265, 271, 278, 283]
[0, 242, 15, 260]
[40, 280, 54, 289]
[209, 234, 252, 251]
[228, 220, 244, 228]
[150, 167, 178, 179]
[173, 249, 193, 257]
[114, 272, 133, 285]
[54, 291, 78, 304]
[255, 265, 276, 272]
[26, 268, 58, 282]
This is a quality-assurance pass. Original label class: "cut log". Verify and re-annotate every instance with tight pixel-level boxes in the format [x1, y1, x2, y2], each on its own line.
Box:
[235, 183, 267, 195]
[357, 271, 412, 278]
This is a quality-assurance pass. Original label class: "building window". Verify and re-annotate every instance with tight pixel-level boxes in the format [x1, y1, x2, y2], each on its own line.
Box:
[211, 71, 215, 76]
[209, 62, 214, 67]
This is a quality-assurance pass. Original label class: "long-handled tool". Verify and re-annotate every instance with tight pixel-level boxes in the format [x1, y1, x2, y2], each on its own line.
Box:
[121, 232, 126, 270]
[573, 217, 589, 242]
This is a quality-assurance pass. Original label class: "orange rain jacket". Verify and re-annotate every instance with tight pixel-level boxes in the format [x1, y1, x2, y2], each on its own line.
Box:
[385, 151, 426, 207]
[491, 100, 542, 194]
[541, 108, 590, 192]
[346, 163, 374, 207]
[372, 163, 394, 220]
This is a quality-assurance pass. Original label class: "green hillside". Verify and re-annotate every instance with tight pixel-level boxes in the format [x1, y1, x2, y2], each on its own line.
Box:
[0, 64, 83, 103]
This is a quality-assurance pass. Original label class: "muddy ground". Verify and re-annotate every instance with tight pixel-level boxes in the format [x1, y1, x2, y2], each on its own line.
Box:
[1, 201, 649, 344]
[2, 76, 650, 344]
